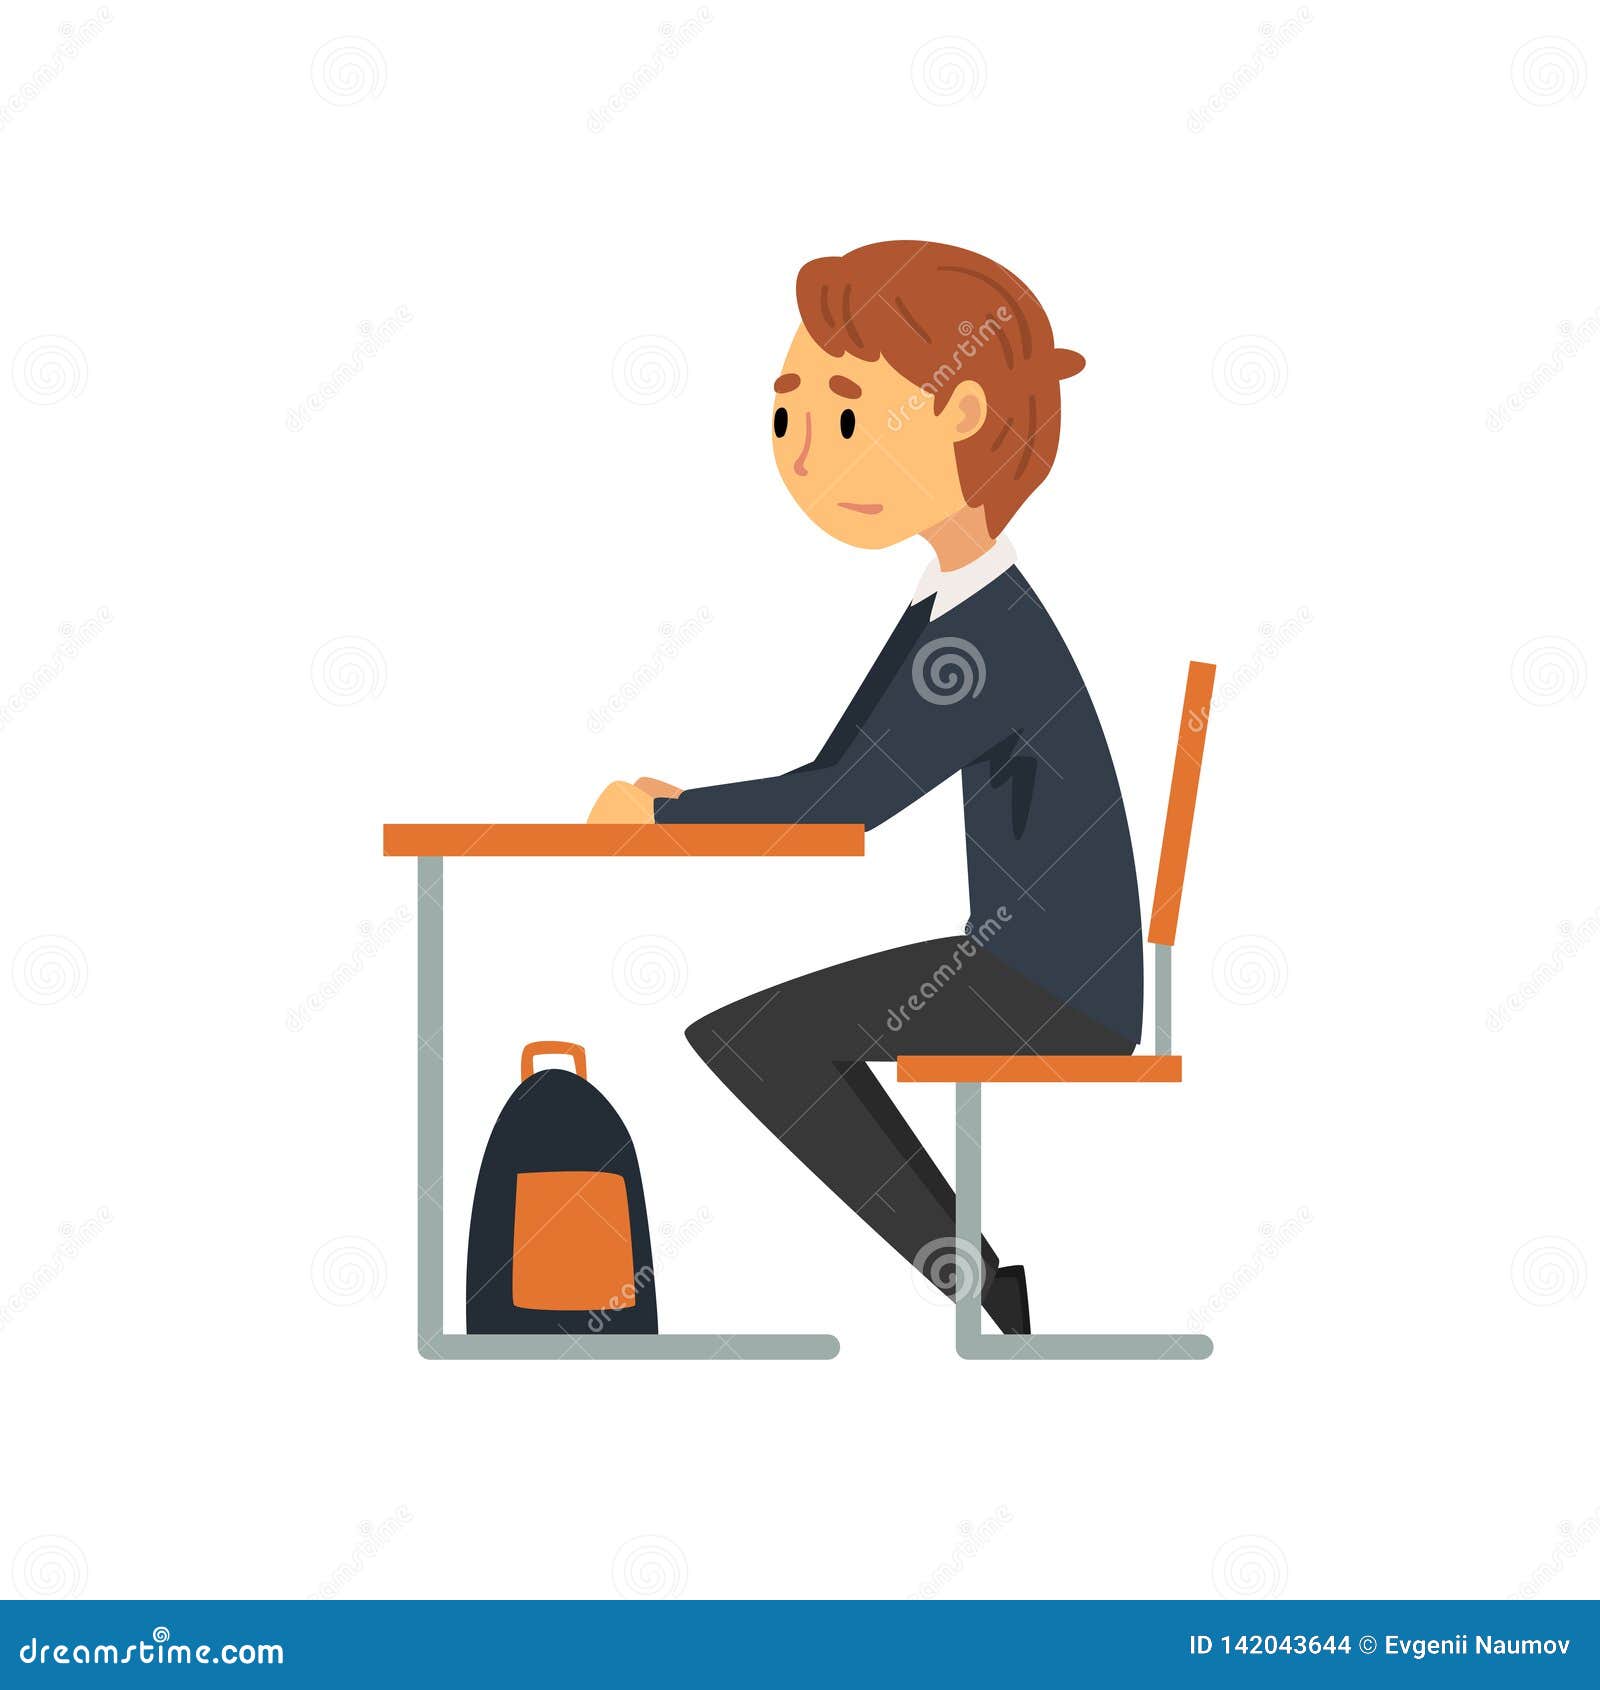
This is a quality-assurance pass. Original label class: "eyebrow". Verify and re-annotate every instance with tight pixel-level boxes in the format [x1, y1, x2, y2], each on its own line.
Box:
[828, 375, 862, 399]
[773, 373, 800, 393]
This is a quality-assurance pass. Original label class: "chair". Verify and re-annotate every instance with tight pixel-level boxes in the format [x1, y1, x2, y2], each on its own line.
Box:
[896, 660, 1218, 1360]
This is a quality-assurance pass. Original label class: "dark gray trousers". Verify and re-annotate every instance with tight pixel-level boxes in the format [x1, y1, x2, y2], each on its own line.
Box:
[685, 937, 1132, 1307]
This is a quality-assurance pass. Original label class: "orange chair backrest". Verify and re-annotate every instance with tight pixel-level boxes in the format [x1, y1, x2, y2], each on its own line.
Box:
[1147, 661, 1217, 948]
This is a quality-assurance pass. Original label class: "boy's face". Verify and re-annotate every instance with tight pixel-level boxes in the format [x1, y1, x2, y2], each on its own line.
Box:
[771, 327, 985, 549]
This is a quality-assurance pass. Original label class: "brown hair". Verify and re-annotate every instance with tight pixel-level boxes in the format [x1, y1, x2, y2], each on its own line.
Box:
[795, 241, 1083, 537]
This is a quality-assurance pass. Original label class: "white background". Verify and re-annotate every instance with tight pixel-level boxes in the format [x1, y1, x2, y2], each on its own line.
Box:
[2, 1, 1596, 1602]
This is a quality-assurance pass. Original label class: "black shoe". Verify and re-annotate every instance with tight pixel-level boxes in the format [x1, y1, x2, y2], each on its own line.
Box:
[984, 1264, 1031, 1335]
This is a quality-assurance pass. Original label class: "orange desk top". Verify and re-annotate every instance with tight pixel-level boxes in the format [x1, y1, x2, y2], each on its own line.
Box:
[383, 823, 865, 858]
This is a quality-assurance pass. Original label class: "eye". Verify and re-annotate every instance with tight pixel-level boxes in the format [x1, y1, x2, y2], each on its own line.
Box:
[773, 406, 788, 439]
[839, 408, 856, 440]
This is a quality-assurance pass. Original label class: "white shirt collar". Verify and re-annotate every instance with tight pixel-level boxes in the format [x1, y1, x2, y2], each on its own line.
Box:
[911, 532, 1018, 620]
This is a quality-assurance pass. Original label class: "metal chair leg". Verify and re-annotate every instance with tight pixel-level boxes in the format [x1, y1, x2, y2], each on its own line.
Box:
[950, 1081, 1213, 1361]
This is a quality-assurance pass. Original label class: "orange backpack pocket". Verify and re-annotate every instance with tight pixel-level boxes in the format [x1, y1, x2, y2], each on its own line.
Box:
[511, 1170, 636, 1311]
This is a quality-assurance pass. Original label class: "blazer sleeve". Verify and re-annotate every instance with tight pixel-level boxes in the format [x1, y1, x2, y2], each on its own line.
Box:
[655, 634, 1008, 830]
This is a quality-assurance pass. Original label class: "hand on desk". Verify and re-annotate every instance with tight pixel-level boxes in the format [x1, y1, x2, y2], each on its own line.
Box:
[587, 781, 656, 824]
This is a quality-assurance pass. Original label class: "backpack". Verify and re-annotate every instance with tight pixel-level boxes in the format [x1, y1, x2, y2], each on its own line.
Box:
[465, 1042, 659, 1336]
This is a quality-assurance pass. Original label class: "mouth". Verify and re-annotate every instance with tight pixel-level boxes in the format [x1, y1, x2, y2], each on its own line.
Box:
[837, 502, 884, 515]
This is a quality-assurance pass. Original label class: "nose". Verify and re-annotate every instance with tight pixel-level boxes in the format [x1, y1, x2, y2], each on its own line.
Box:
[791, 410, 813, 476]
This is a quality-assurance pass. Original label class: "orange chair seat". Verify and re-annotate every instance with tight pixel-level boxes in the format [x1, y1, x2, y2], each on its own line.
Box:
[896, 1053, 1182, 1084]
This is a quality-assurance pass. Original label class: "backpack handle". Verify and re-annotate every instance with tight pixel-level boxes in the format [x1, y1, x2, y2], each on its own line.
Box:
[521, 1041, 587, 1081]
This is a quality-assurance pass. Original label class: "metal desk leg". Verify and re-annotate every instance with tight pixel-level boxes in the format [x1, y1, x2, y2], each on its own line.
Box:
[408, 851, 837, 1361]
[417, 856, 444, 1357]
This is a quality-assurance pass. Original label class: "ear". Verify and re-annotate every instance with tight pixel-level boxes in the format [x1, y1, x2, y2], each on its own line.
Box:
[946, 379, 988, 439]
